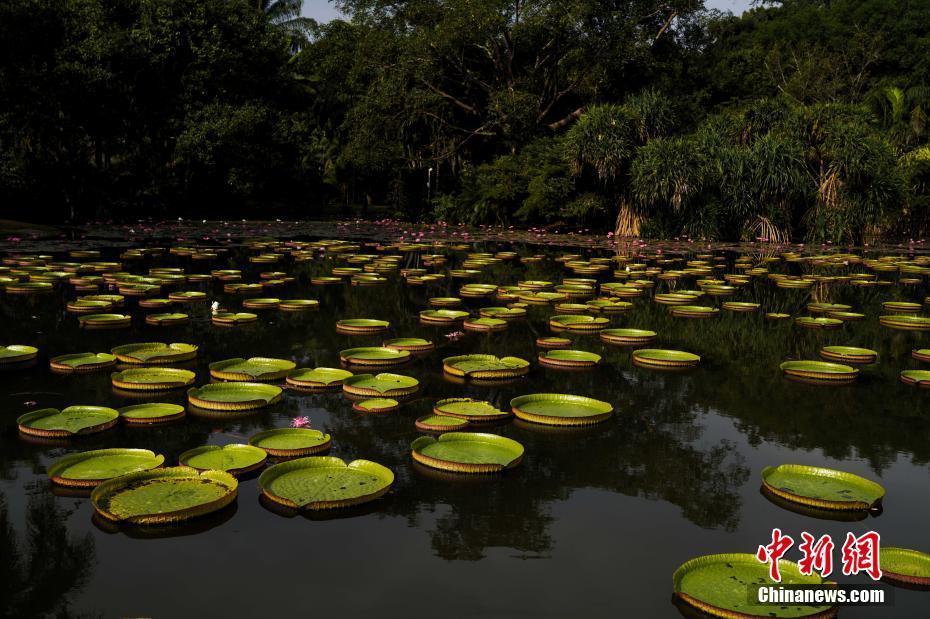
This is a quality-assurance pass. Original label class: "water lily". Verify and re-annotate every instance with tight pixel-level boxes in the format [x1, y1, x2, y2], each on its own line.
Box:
[211, 301, 219, 315]
[444, 330, 464, 341]
[291, 416, 311, 428]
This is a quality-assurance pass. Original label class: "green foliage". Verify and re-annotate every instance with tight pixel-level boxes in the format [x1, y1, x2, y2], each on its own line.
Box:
[0, 0, 928, 241]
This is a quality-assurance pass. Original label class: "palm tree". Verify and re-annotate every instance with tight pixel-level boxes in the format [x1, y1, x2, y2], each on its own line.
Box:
[259, 0, 316, 51]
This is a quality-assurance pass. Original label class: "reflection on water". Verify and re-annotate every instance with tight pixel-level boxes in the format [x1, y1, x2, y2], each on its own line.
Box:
[0, 241, 928, 616]
[0, 491, 97, 619]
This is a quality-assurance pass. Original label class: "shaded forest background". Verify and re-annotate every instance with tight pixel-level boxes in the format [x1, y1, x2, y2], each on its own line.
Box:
[1, 0, 929, 243]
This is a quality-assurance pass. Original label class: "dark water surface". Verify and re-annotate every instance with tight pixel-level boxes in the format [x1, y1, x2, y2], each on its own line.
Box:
[1, 242, 928, 618]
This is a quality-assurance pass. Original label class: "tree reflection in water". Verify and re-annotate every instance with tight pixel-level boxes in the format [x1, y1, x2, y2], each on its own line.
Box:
[0, 491, 97, 619]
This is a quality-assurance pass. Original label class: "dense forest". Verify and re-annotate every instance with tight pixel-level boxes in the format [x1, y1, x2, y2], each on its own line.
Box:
[1, 0, 929, 242]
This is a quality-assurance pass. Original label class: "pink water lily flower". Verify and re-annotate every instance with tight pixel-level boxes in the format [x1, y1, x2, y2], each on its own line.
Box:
[291, 416, 311, 428]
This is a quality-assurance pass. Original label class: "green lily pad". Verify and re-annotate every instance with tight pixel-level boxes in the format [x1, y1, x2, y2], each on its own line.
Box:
[78, 313, 131, 328]
[673, 553, 833, 618]
[279, 299, 320, 311]
[259, 456, 394, 510]
[599, 328, 657, 345]
[632, 349, 700, 368]
[17, 406, 119, 437]
[188, 382, 283, 411]
[383, 337, 434, 351]
[433, 398, 511, 422]
[353, 398, 399, 412]
[900, 370, 930, 387]
[819, 346, 877, 364]
[510, 393, 613, 426]
[882, 301, 922, 312]
[880, 314, 930, 330]
[880, 547, 930, 585]
[795, 316, 843, 329]
[336, 318, 390, 332]
[110, 342, 198, 364]
[415, 414, 470, 432]
[111, 367, 197, 390]
[49, 352, 117, 371]
[179, 444, 267, 475]
[411, 432, 524, 473]
[342, 373, 420, 396]
[249, 428, 332, 456]
[339, 347, 411, 365]
[47, 448, 164, 487]
[209, 357, 296, 381]
[780, 360, 858, 382]
[91, 467, 238, 524]
[286, 367, 353, 389]
[479, 307, 526, 319]
[212, 312, 257, 325]
[146, 313, 189, 325]
[538, 349, 601, 367]
[442, 354, 530, 379]
[0, 344, 38, 363]
[420, 309, 470, 322]
[549, 314, 610, 331]
[464, 317, 508, 330]
[762, 464, 884, 510]
[118, 403, 186, 424]
[670, 305, 719, 318]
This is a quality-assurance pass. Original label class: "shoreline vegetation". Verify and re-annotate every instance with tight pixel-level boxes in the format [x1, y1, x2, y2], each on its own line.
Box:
[1, 0, 929, 243]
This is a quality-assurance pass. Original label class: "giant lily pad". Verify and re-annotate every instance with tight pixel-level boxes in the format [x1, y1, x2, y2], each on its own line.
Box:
[670, 305, 719, 318]
[111, 367, 196, 391]
[353, 398, 400, 413]
[47, 448, 164, 487]
[538, 349, 601, 368]
[599, 328, 657, 345]
[415, 414, 470, 432]
[463, 317, 508, 331]
[279, 299, 320, 312]
[383, 337, 434, 352]
[209, 357, 296, 381]
[411, 432, 524, 473]
[17, 406, 119, 437]
[819, 346, 877, 365]
[179, 444, 267, 476]
[286, 367, 353, 391]
[510, 393, 613, 427]
[880, 547, 930, 587]
[188, 382, 283, 411]
[259, 456, 393, 510]
[794, 316, 842, 329]
[0, 344, 38, 364]
[91, 467, 238, 524]
[880, 314, 930, 331]
[479, 306, 526, 320]
[118, 403, 186, 424]
[549, 314, 609, 332]
[145, 313, 189, 326]
[49, 352, 117, 372]
[110, 342, 198, 365]
[78, 313, 131, 329]
[780, 360, 858, 383]
[212, 312, 257, 326]
[673, 553, 834, 618]
[336, 318, 390, 334]
[900, 370, 930, 388]
[442, 354, 530, 379]
[419, 309, 469, 324]
[342, 373, 420, 397]
[632, 349, 700, 369]
[761, 464, 884, 511]
[249, 428, 333, 457]
[433, 398, 511, 422]
[339, 347, 411, 367]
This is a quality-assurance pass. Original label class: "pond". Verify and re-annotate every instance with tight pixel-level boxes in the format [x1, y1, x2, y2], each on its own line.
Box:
[0, 238, 928, 617]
